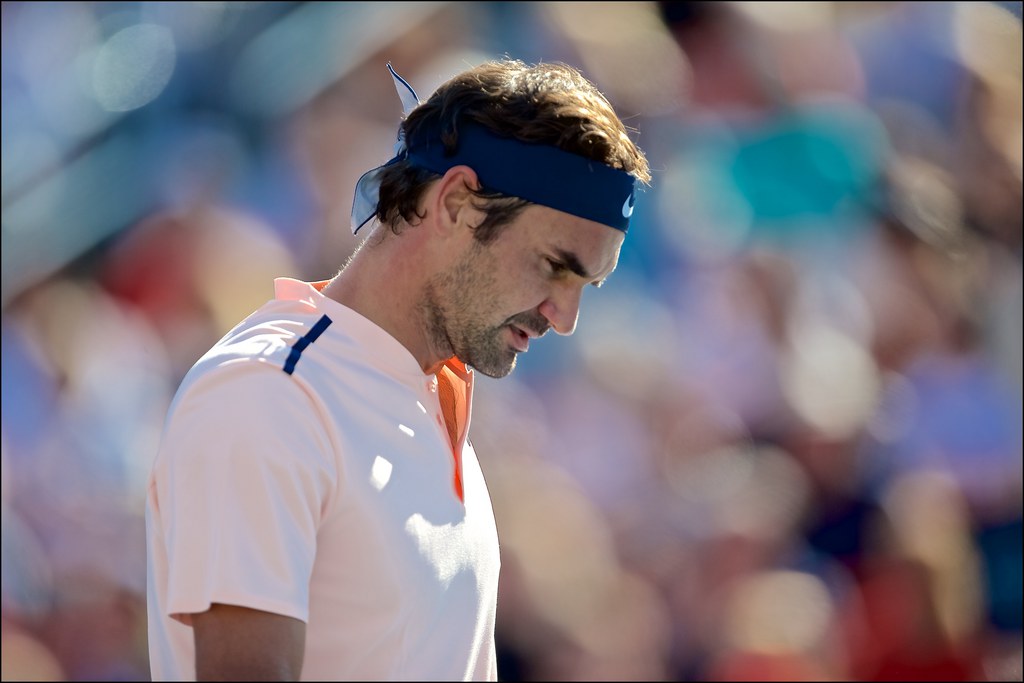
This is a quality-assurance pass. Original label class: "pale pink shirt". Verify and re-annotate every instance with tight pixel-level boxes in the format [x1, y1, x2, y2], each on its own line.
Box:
[146, 278, 500, 681]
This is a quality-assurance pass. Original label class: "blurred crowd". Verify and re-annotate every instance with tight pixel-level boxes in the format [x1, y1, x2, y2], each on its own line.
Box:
[2, 2, 1021, 681]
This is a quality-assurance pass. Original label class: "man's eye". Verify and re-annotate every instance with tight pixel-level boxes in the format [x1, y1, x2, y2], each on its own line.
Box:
[547, 259, 566, 274]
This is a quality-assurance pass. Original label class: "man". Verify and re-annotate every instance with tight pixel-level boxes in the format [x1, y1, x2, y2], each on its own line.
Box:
[146, 58, 650, 681]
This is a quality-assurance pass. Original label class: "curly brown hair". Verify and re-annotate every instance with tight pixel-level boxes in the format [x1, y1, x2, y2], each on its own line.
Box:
[375, 59, 651, 243]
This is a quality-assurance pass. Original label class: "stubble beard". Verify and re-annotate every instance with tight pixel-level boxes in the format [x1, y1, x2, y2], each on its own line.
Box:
[421, 247, 519, 379]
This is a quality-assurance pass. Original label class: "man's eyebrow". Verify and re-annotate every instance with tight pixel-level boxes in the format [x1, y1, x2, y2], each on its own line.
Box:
[552, 246, 614, 286]
[552, 248, 615, 287]
[553, 248, 591, 279]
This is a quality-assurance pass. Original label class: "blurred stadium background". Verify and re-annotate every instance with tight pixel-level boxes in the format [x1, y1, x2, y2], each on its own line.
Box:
[2, 1, 1021, 680]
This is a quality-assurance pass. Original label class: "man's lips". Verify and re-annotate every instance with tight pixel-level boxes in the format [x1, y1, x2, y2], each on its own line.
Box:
[508, 325, 531, 352]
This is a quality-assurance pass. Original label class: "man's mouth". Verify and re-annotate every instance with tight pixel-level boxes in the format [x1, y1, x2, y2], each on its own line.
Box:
[508, 324, 530, 353]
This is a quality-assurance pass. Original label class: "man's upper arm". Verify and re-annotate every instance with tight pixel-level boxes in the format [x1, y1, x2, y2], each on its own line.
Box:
[192, 603, 306, 681]
[156, 363, 337, 623]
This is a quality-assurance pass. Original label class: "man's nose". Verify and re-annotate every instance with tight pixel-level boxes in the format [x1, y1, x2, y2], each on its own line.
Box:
[538, 286, 583, 336]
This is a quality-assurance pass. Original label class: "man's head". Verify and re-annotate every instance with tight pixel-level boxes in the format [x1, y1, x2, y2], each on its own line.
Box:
[369, 59, 650, 377]
[376, 59, 651, 241]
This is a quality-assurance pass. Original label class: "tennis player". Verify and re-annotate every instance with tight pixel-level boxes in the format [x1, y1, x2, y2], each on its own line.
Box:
[145, 58, 650, 680]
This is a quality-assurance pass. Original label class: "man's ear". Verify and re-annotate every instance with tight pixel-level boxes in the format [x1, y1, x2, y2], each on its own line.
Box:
[435, 165, 482, 235]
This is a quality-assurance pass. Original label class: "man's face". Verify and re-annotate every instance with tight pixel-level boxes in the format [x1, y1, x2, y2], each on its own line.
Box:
[424, 204, 625, 378]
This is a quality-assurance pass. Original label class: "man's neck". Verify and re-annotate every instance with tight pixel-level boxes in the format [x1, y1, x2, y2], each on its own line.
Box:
[320, 229, 448, 375]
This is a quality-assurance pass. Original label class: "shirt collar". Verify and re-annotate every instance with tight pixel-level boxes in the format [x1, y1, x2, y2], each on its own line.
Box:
[272, 278, 473, 388]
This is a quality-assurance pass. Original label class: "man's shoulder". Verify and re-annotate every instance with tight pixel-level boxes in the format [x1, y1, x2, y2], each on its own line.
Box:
[171, 304, 323, 399]
[198, 299, 341, 372]
[182, 303, 379, 398]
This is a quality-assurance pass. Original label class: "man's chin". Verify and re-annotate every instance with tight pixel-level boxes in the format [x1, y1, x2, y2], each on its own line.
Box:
[460, 351, 517, 379]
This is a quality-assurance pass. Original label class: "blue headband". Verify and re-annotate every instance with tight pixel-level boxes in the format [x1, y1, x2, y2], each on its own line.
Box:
[350, 64, 637, 235]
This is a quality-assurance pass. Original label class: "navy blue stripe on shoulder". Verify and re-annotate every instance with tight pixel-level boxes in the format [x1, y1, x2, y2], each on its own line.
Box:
[283, 314, 333, 375]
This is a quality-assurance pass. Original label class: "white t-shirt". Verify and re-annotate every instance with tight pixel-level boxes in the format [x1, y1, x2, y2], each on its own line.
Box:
[146, 278, 500, 681]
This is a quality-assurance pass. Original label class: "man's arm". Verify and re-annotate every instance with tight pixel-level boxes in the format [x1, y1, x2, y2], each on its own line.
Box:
[192, 603, 306, 681]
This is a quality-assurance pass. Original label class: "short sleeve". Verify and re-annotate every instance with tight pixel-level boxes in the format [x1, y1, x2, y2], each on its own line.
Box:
[152, 362, 338, 625]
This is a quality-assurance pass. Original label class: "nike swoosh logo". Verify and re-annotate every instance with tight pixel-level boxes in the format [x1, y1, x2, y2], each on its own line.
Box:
[622, 194, 635, 218]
